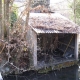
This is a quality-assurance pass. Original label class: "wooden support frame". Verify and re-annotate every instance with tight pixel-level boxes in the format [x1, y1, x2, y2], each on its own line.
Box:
[58, 34, 75, 54]
[58, 41, 74, 49]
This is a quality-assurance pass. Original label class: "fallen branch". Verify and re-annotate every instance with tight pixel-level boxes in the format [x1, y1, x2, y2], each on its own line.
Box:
[0, 43, 5, 54]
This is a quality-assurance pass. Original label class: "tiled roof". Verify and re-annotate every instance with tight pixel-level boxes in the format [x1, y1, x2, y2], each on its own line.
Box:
[29, 13, 80, 33]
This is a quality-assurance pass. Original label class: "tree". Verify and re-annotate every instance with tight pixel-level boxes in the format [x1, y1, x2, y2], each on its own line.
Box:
[1, 0, 14, 39]
[0, 0, 2, 39]
[70, 0, 80, 25]
[3, 0, 10, 39]
[31, 0, 50, 7]
[10, 4, 18, 27]
[0, 0, 34, 75]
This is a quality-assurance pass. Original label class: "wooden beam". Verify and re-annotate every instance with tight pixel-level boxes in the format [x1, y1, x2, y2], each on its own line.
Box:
[57, 48, 64, 52]
[58, 41, 74, 49]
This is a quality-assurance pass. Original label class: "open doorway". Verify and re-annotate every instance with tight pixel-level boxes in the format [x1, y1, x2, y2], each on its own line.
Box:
[37, 33, 75, 65]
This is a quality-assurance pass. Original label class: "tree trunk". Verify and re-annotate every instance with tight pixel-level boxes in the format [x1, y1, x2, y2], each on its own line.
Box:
[24, 0, 31, 39]
[0, 0, 2, 39]
[25, 0, 31, 27]
[3, 0, 10, 40]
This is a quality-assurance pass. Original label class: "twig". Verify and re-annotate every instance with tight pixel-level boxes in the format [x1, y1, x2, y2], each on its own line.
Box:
[0, 44, 5, 54]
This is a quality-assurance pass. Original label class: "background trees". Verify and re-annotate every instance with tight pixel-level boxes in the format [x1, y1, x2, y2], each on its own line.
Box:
[70, 0, 80, 25]
[0, 0, 32, 75]
[10, 4, 18, 28]
[0, 0, 11, 39]
[0, 0, 2, 39]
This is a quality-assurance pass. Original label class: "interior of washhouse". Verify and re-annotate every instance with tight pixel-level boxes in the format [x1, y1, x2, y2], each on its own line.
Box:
[37, 33, 75, 64]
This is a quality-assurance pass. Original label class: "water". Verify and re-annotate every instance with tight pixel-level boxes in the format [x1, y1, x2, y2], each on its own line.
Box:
[3, 65, 79, 80]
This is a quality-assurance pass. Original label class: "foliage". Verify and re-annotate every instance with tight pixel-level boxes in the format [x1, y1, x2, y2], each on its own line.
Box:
[0, 28, 29, 75]
[10, 4, 18, 27]
[70, 0, 80, 25]
[31, 0, 50, 7]
[0, 0, 31, 75]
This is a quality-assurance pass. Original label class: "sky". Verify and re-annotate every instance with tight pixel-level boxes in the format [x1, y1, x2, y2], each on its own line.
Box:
[14, 0, 65, 6]
[50, 0, 64, 3]
[50, 0, 64, 5]
[14, 0, 69, 16]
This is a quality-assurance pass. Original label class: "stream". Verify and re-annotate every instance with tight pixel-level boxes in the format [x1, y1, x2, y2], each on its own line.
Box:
[3, 65, 80, 80]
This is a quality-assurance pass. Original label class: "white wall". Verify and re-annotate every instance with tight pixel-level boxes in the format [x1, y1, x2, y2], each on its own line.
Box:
[26, 29, 37, 68]
[75, 34, 79, 60]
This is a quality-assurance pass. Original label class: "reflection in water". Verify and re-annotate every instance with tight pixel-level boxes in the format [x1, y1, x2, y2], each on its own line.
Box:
[4, 65, 79, 80]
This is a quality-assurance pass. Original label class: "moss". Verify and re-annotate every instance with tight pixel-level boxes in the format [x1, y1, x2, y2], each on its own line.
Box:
[38, 61, 77, 73]
[38, 67, 52, 73]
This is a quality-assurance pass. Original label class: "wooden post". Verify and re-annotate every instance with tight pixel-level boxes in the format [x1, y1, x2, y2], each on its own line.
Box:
[43, 34, 46, 52]
[75, 34, 79, 60]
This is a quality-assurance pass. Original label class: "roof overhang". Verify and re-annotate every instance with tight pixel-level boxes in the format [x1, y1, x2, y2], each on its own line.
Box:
[29, 13, 80, 34]
[31, 27, 78, 34]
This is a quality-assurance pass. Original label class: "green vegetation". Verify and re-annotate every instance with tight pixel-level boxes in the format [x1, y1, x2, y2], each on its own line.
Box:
[10, 4, 18, 27]
[70, 0, 80, 25]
